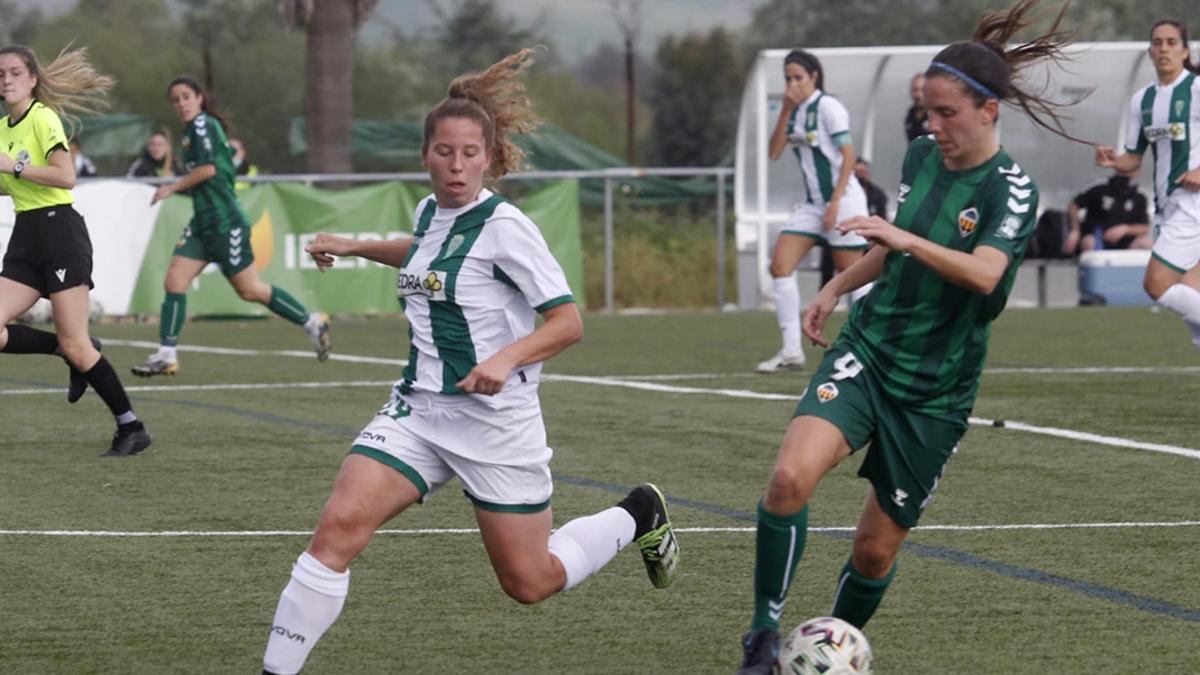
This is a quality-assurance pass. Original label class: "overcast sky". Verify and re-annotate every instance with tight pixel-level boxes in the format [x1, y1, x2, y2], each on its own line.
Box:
[23, 0, 759, 62]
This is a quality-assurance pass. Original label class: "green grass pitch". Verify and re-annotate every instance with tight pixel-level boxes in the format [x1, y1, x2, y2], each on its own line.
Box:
[1, 307, 1197, 673]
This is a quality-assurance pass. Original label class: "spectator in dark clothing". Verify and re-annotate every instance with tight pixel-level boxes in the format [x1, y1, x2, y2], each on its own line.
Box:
[903, 73, 929, 142]
[126, 129, 181, 178]
[1065, 170, 1152, 254]
[854, 158, 888, 218]
[69, 138, 97, 177]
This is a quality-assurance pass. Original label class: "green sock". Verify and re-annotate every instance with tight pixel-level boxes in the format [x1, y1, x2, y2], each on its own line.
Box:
[159, 292, 187, 346]
[266, 285, 308, 326]
[751, 501, 808, 631]
[831, 555, 897, 629]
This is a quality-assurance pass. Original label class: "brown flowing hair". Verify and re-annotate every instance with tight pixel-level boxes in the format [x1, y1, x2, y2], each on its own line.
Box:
[0, 44, 114, 135]
[421, 46, 544, 179]
[925, 0, 1088, 143]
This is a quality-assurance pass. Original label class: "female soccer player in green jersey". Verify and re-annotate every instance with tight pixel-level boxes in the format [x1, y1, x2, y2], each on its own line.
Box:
[131, 75, 330, 377]
[0, 44, 151, 456]
[1095, 19, 1200, 350]
[260, 48, 679, 675]
[737, 1, 1084, 671]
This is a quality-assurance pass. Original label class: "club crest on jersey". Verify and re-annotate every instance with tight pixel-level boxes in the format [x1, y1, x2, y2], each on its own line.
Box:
[446, 233, 466, 256]
[957, 207, 979, 238]
[396, 269, 447, 301]
[1176, 100, 1185, 117]
[816, 382, 838, 403]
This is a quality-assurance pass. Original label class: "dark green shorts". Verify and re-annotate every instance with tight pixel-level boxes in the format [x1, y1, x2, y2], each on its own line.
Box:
[173, 217, 254, 277]
[793, 343, 969, 528]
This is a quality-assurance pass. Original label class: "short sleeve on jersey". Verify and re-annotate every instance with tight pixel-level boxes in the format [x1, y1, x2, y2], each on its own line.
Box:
[32, 106, 68, 159]
[488, 207, 574, 312]
[188, 114, 219, 166]
[1125, 88, 1149, 155]
[819, 96, 852, 137]
[977, 165, 1038, 261]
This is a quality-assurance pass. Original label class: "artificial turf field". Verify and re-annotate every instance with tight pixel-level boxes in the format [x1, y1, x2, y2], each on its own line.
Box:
[1, 307, 1197, 674]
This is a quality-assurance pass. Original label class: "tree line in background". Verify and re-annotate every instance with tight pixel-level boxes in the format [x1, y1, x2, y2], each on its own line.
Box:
[0, 0, 1194, 174]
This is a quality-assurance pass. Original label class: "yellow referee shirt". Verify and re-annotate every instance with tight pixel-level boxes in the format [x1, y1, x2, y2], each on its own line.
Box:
[0, 100, 74, 211]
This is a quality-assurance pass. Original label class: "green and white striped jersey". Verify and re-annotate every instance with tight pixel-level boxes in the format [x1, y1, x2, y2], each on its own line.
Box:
[394, 189, 574, 407]
[181, 113, 246, 229]
[1124, 71, 1200, 211]
[838, 137, 1038, 413]
[785, 89, 865, 206]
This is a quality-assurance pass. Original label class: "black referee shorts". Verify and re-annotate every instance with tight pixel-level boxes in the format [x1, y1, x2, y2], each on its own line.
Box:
[1, 204, 94, 296]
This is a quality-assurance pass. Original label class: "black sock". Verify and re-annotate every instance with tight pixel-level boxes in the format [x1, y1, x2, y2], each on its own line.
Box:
[82, 356, 135, 419]
[617, 487, 655, 539]
[2, 324, 59, 354]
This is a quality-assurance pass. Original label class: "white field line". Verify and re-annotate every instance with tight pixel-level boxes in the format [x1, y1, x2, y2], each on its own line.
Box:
[1, 521, 1197, 537]
[103, 339, 406, 366]
[8, 342, 1199, 459]
[0, 381, 395, 395]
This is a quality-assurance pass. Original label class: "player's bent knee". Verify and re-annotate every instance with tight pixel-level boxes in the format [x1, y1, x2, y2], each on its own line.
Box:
[763, 466, 813, 513]
[851, 536, 899, 578]
[496, 572, 556, 605]
[57, 336, 97, 365]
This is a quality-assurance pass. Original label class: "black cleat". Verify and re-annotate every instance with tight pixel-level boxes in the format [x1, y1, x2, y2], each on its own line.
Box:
[59, 337, 101, 404]
[737, 629, 780, 675]
[101, 423, 152, 457]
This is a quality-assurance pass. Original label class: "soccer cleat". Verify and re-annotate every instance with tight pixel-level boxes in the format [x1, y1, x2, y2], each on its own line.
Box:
[737, 629, 781, 675]
[131, 355, 180, 377]
[755, 350, 806, 374]
[59, 337, 102, 403]
[101, 423, 152, 457]
[632, 483, 679, 589]
[307, 312, 332, 362]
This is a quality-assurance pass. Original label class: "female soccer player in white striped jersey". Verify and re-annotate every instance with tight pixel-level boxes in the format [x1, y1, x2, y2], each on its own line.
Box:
[261, 48, 679, 675]
[757, 49, 872, 374]
[1096, 19, 1200, 349]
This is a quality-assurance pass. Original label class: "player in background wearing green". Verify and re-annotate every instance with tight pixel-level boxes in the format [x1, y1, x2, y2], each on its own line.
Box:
[131, 75, 329, 377]
[737, 1, 1084, 671]
[261, 48, 679, 675]
[1095, 19, 1200, 350]
[0, 45, 151, 456]
[757, 50, 871, 374]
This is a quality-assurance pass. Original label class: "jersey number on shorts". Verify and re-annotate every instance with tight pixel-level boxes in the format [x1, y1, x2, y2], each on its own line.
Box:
[832, 352, 863, 381]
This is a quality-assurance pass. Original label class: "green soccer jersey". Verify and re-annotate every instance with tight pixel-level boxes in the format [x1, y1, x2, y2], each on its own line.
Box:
[180, 113, 245, 229]
[838, 137, 1038, 413]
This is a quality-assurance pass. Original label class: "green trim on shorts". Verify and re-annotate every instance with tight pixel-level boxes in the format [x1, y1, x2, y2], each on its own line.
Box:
[829, 243, 869, 250]
[348, 444, 429, 496]
[464, 490, 550, 514]
[780, 230, 825, 242]
[1151, 251, 1187, 274]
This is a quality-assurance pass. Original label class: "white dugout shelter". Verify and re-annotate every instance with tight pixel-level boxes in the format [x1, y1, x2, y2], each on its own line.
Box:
[734, 43, 1195, 308]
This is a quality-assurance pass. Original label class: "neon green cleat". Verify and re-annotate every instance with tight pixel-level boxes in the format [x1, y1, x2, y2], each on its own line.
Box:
[632, 483, 680, 589]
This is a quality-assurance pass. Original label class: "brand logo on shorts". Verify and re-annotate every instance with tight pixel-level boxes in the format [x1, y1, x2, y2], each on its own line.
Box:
[957, 207, 979, 238]
[816, 382, 838, 403]
[359, 431, 387, 443]
[54, 268, 67, 283]
[891, 488, 909, 507]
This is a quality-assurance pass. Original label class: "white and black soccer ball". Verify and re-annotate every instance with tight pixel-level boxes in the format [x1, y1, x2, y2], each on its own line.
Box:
[778, 616, 874, 674]
[19, 298, 53, 324]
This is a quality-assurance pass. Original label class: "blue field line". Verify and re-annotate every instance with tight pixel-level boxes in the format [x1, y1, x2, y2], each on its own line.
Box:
[36, 388, 1200, 625]
[555, 475, 1200, 624]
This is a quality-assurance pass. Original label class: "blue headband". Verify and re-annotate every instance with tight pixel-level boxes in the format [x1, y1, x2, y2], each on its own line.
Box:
[929, 61, 999, 100]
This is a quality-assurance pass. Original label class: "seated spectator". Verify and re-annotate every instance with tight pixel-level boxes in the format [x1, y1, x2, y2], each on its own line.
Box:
[69, 138, 98, 177]
[228, 137, 260, 191]
[126, 129, 182, 178]
[1065, 170, 1152, 254]
[853, 157, 888, 218]
[904, 73, 929, 142]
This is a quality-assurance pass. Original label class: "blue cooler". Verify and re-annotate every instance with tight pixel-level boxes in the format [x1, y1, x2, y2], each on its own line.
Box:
[1078, 250, 1152, 306]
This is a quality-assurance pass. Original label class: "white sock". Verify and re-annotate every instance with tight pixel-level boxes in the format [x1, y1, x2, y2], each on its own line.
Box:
[1157, 284, 1200, 347]
[263, 552, 349, 675]
[155, 346, 177, 363]
[304, 312, 320, 330]
[849, 282, 873, 304]
[547, 507, 636, 592]
[772, 277, 802, 354]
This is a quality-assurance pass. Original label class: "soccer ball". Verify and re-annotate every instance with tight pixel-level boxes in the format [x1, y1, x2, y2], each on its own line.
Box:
[778, 616, 874, 674]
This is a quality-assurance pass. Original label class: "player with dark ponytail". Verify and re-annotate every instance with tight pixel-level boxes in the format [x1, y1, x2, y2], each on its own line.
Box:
[737, 2, 1084, 671]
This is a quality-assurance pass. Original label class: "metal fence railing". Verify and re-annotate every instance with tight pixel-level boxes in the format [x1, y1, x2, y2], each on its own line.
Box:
[117, 167, 734, 312]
